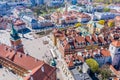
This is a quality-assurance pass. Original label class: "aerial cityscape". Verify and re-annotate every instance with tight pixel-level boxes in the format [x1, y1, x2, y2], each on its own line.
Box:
[0, 0, 120, 80]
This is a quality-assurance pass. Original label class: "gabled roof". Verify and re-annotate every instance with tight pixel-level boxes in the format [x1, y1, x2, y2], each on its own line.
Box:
[100, 49, 111, 57]
[75, 36, 85, 43]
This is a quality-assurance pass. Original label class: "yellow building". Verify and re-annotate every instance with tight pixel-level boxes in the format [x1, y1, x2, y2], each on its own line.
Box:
[87, 21, 104, 34]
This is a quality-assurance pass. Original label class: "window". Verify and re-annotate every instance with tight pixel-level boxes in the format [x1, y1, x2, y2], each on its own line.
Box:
[118, 48, 120, 52]
[111, 47, 113, 50]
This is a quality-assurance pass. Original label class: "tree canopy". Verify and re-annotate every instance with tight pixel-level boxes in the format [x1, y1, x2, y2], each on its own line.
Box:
[75, 23, 82, 28]
[86, 58, 99, 73]
[98, 64, 112, 80]
[107, 20, 114, 27]
[98, 20, 105, 25]
[103, 8, 110, 12]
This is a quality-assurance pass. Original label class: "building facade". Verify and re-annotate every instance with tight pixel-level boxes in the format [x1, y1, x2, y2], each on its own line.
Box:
[109, 40, 120, 70]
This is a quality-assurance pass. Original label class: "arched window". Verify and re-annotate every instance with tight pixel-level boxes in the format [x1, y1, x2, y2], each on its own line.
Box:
[118, 48, 120, 52]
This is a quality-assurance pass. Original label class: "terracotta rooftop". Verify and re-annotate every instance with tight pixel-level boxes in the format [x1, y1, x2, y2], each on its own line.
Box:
[0, 44, 56, 80]
[111, 40, 120, 47]
[100, 49, 111, 57]
[75, 36, 85, 43]
[115, 16, 120, 21]
[14, 20, 25, 26]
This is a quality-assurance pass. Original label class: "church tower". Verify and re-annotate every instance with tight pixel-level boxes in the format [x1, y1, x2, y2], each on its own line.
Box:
[109, 40, 120, 70]
[10, 23, 24, 53]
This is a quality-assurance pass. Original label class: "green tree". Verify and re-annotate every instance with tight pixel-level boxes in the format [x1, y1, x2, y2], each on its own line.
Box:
[98, 20, 105, 25]
[98, 64, 112, 80]
[86, 58, 99, 73]
[74, 22, 82, 28]
[107, 20, 114, 27]
[103, 8, 110, 12]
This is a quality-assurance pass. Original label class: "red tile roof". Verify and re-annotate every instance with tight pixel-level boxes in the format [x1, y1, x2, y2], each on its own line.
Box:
[100, 49, 111, 57]
[0, 44, 56, 80]
[111, 40, 120, 47]
[14, 20, 25, 26]
[115, 16, 120, 21]
[24, 63, 56, 80]
[68, 60, 74, 67]
[85, 36, 93, 44]
[75, 36, 85, 43]
[12, 53, 44, 70]
[92, 34, 98, 42]
[98, 37, 105, 43]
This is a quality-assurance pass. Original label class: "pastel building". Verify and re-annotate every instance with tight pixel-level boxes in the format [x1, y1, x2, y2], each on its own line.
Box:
[46, 0, 64, 7]
[87, 21, 104, 34]
[94, 49, 111, 66]
[12, 6, 34, 18]
[115, 16, 120, 27]
[95, 12, 115, 20]
[0, 2, 10, 16]
[22, 15, 38, 29]
[109, 40, 120, 70]
[51, 28, 111, 57]
[38, 16, 54, 29]
[51, 4, 91, 25]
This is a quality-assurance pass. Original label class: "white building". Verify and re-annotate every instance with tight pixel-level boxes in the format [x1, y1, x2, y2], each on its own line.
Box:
[109, 40, 120, 69]
[12, 6, 34, 18]
[38, 16, 54, 29]
[21, 15, 38, 29]
[95, 12, 115, 20]
[94, 49, 111, 67]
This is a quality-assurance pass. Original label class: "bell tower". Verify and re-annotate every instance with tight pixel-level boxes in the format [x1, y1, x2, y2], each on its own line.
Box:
[10, 23, 24, 53]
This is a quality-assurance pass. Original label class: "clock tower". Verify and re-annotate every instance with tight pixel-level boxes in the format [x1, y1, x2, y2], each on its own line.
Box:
[10, 23, 24, 53]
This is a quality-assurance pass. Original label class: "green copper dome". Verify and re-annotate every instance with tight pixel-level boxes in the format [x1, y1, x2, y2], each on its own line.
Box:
[10, 23, 20, 40]
[51, 59, 57, 67]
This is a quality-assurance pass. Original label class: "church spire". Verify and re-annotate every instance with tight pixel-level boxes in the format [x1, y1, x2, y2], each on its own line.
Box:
[10, 23, 20, 41]
[10, 22, 24, 53]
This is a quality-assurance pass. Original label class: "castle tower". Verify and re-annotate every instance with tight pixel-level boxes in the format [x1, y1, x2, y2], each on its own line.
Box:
[109, 40, 120, 70]
[10, 23, 24, 53]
